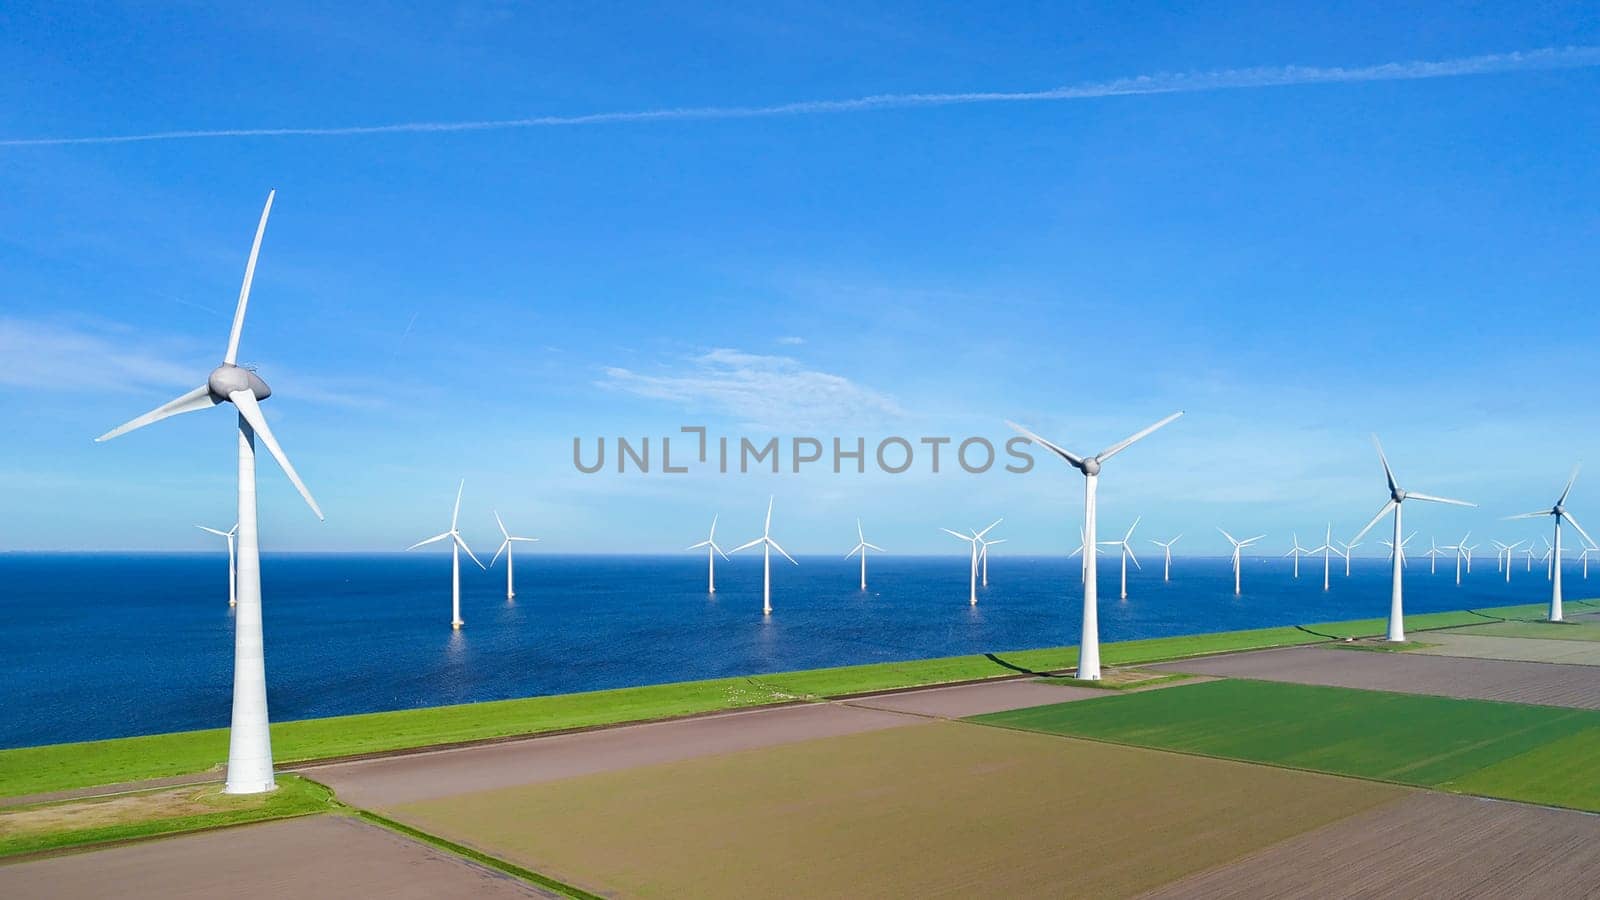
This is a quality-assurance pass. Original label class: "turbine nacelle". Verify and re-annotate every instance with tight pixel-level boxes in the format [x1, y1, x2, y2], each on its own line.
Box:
[209, 364, 271, 403]
[1080, 457, 1102, 476]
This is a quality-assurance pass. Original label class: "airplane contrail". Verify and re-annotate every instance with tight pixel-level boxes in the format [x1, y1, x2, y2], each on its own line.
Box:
[4, 46, 1596, 148]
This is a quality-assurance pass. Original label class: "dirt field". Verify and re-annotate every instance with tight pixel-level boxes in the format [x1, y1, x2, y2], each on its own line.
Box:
[1143, 792, 1600, 899]
[0, 815, 550, 899]
[386, 721, 1404, 899]
[1149, 646, 1600, 709]
[1417, 632, 1600, 666]
[308, 678, 1106, 808]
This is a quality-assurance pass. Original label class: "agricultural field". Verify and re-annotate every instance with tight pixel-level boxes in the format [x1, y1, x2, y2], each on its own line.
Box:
[1452, 620, 1600, 642]
[972, 679, 1600, 811]
[1417, 632, 1600, 666]
[384, 720, 1403, 899]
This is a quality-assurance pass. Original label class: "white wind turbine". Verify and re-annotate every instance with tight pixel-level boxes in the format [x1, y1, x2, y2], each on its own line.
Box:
[1310, 524, 1342, 591]
[1579, 544, 1599, 580]
[1381, 531, 1416, 568]
[407, 480, 485, 630]
[1337, 540, 1360, 577]
[845, 519, 885, 591]
[1350, 436, 1475, 642]
[1283, 533, 1313, 579]
[1492, 540, 1525, 583]
[686, 515, 729, 594]
[1008, 412, 1183, 681]
[1149, 534, 1182, 582]
[1442, 532, 1471, 585]
[1219, 529, 1265, 595]
[196, 524, 239, 607]
[731, 496, 797, 616]
[1523, 543, 1539, 572]
[1069, 527, 1105, 583]
[942, 519, 1001, 605]
[1540, 537, 1555, 580]
[1423, 538, 1446, 575]
[978, 535, 1006, 587]
[1507, 467, 1596, 622]
[490, 511, 539, 601]
[1098, 517, 1142, 600]
[95, 191, 323, 795]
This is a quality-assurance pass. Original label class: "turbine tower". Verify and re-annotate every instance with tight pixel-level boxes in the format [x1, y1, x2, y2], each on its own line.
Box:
[942, 519, 1000, 605]
[1492, 540, 1525, 583]
[1098, 516, 1142, 600]
[1350, 436, 1475, 642]
[196, 524, 239, 607]
[731, 496, 797, 615]
[1442, 532, 1471, 585]
[95, 191, 323, 795]
[1283, 533, 1312, 579]
[845, 519, 885, 591]
[1507, 467, 1595, 622]
[1149, 534, 1182, 582]
[687, 515, 729, 594]
[1007, 412, 1183, 681]
[978, 535, 1006, 587]
[1219, 529, 1265, 595]
[490, 510, 539, 601]
[1310, 524, 1342, 591]
[1337, 540, 1360, 576]
[407, 480, 485, 629]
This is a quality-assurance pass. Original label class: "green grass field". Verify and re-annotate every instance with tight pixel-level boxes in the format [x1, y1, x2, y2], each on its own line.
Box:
[0, 600, 1575, 799]
[971, 679, 1600, 811]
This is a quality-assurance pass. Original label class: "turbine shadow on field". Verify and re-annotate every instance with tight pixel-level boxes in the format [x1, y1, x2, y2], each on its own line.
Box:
[983, 653, 1070, 678]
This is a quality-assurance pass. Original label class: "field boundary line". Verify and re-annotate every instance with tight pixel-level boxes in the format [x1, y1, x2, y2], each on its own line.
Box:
[354, 809, 602, 900]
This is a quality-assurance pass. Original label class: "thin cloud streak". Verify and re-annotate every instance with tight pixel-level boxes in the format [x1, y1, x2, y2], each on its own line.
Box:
[5, 46, 1596, 147]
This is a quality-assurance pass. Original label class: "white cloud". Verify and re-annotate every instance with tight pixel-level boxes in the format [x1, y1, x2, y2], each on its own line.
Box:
[776, 335, 806, 345]
[598, 348, 903, 427]
[0, 317, 198, 392]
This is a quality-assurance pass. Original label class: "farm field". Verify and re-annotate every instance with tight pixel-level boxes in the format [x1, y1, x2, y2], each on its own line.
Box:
[1417, 632, 1600, 666]
[972, 679, 1600, 811]
[384, 720, 1404, 899]
[1453, 620, 1600, 642]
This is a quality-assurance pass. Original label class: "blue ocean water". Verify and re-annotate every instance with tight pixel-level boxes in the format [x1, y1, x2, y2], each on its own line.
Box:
[0, 551, 1571, 748]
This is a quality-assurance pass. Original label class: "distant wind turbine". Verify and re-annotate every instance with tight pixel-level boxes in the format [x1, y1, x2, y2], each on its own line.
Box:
[96, 191, 323, 796]
[1442, 532, 1471, 585]
[196, 524, 239, 607]
[1098, 516, 1142, 600]
[1423, 538, 1446, 575]
[686, 515, 729, 594]
[1149, 534, 1182, 582]
[1492, 540, 1525, 583]
[1337, 540, 1360, 576]
[1579, 544, 1599, 580]
[845, 519, 885, 591]
[943, 519, 1001, 605]
[978, 535, 1006, 587]
[1310, 524, 1342, 591]
[407, 480, 485, 630]
[1219, 529, 1265, 595]
[1283, 533, 1313, 579]
[1523, 543, 1539, 572]
[731, 497, 798, 616]
[1008, 411, 1183, 681]
[1349, 435, 1475, 642]
[1541, 537, 1555, 580]
[1069, 527, 1105, 583]
[1380, 531, 1417, 568]
[1507, 467, 1596, 622]
[490, 511, 539, 601]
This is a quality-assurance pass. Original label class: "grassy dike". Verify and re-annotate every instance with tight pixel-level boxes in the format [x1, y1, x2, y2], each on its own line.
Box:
[0, 601, 1564, 800]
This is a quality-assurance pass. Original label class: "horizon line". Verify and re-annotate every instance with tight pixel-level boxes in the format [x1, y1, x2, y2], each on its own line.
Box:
[3, 45, 1596, 148]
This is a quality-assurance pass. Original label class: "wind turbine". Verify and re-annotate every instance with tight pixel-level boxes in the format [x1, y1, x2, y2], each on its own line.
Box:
[489, 511, 539, 601]
[1283, 533, 1313, 579]
[1337, 540, 1360, 576]
[1008, 412, 1183, 681]
[1349, 436, 1474, 642]
[1219, 529, 1265, 595]
[1423, 538, 1446, 575]
[1380, 531, 1416, 567]
[687, 515, 729, 594]
[845, 519, 885, 590]
[1149, 534, 1182, 582]
[1541, 537, 1555, 580]
[1507, 467, 1596, 622]
[407, 480, 485, 630]
[942, 519, 1001, 605]
[1492, 540, 1525, 583]
[1069, 527, 1105, 583]
[1442, 532, 1471, 585]
[95, 191, 323, 795]
[1579, 544, 1599, 580]
[1523, 543, 1539, 572]
[978, 535, 1006, 587]
[731, 496, 797, 616]
[1097, 516, 1141, 600]
[1310, 524, 1342, 591]
[196, 524, 239, 607]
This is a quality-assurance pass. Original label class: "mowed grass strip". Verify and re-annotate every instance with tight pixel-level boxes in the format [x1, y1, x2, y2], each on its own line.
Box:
[387, 721, 1403, 900]
[1451, 620, 1600, 642]
[971, 679, 1600, 810]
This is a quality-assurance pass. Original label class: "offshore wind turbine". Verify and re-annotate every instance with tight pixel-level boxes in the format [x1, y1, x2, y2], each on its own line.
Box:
[1523, 543, 1539, 572]
[1097, 516, 1141, 600]
[686, 515, 729, 594]
[1492, 540, 1525, 583]
[196, 524, 239, 607]
[731, 496, 798, 615]
[942, 519, 1001, 605]
[1541, 537, 1555, 580]
[1579, 544, 1598, 580]
[978, 535, 1006, 587]
[1149, 534, 1182, 582]
[1219, 529, 1265, 595]
[95, 191, 323, 795]
[1423, 538, 1446, 575]
[1380, 531, 1416, 567]
[1008, 412, 1183, 681]
[1350, 436, 1475, 642]
[1283, 533, 1313, 579]
[1507, 467, 1596, 622]
[1442, 532, 1471, 585]
[408, 480, 485, 630]
[845, 519, 885, 591]
[489, 511, 539, 601]
[1337, 540, 1360, 576]
[1310, 524, 1341, 591]
[1069, 527, 1105, 583]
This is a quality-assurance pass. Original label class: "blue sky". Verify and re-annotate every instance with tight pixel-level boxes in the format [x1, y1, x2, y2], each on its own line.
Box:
[2, 2, 1597, 556]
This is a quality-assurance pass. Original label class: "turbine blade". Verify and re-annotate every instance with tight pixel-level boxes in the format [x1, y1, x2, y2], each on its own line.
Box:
[712, 541, 729, 560]
[1559, 464, 1581, 507]
[452, 480, 464, 529]
[1505, 510, 1552, 520]
[1004, 420, 1085, 467]
[845, 544, 862, 559]
[96, 385, 218, 442]
[1095, 411, 1184, 462]
[1372, 434, 1398, 495]
[764, 495, 774, 535]
[768, 538, 799, 565]
[224, 190, 275, 365]
[195, 525, 229, 537]
[1563, 511, 1598, 550]
[494, 509, 509, 540]
[407, 531, 451, 550]
[857, 518, 864, 543]
[511, 536, 539, 543]
[730, 537, 763, 553]
[687, 540, 712, 550]
[976, 518, 1003, 539]
[1350, 500, 1397, 545]
[1217, 527, 1238, 545]
[1241, 535, 1266, 545]
[865, 542, 885, 551]
[491, 539, 509, 568]
[455, 533, 486, 570]
[229, 389, 323, 520]
[1406, 492, 1476, 508]
[1126, 545, 1141, 569]
[941, 528, 974, 542]
[1123, 515, 1140, 542]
